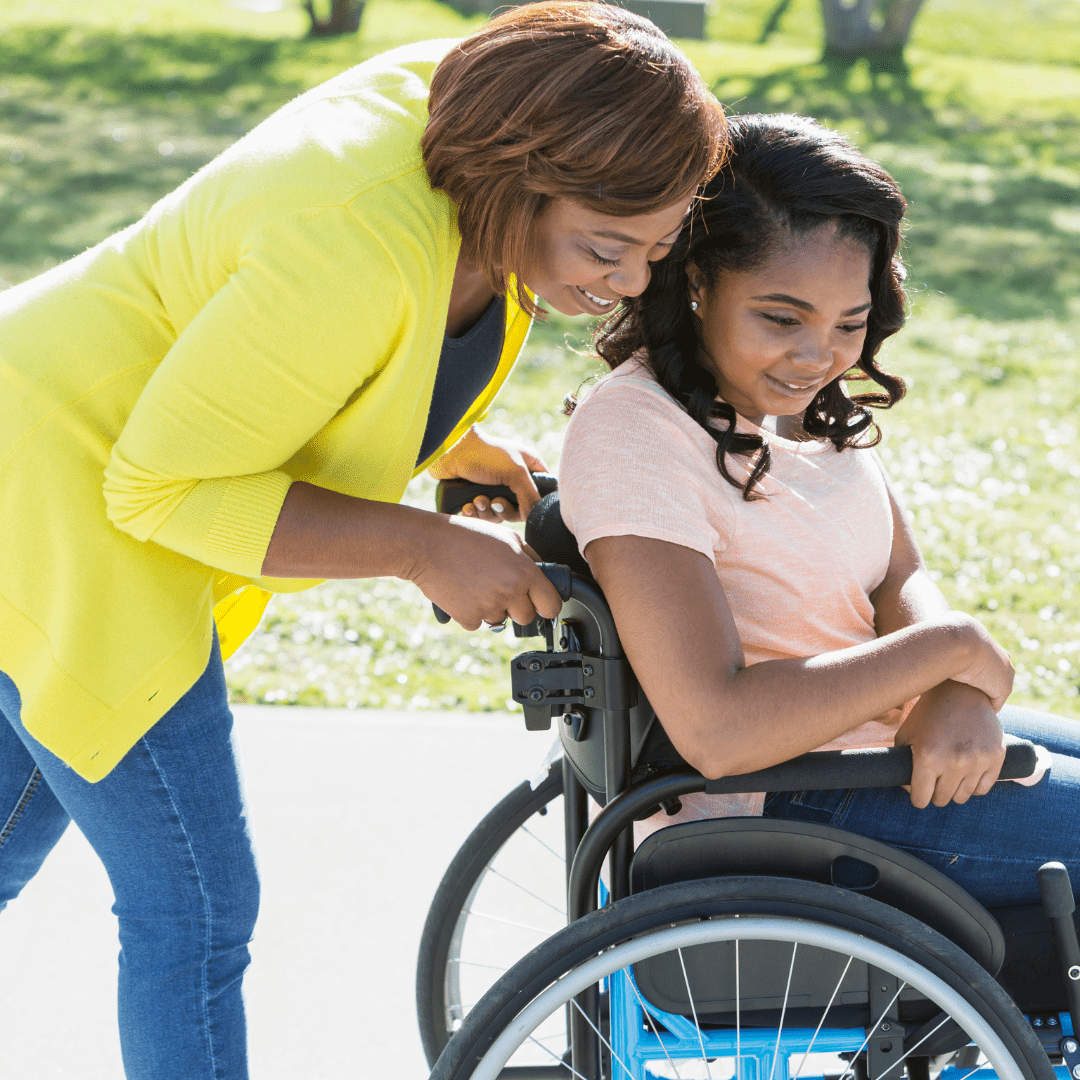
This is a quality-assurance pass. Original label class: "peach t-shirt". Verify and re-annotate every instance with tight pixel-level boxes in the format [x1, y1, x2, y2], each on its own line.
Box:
[559, 358, 907, 822]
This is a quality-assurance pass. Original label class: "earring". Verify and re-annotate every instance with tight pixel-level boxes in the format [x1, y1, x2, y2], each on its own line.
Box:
[690, 301, 699, 311]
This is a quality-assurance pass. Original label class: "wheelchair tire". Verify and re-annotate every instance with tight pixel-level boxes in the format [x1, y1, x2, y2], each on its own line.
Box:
[417, 759, 566, 1066]
[431, 875, 1054, 1080]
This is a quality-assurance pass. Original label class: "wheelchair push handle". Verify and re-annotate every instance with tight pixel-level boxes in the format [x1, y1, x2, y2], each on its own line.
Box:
[431, 562, 572, 626]
[434, 472, 558, 516]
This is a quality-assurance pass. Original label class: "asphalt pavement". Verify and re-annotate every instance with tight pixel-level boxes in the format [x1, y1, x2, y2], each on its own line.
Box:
[0, 705, 554, 1079]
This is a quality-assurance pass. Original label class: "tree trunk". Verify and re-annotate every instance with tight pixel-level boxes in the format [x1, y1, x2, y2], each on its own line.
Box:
[819, 0, 927, 58]
[304, 0, 364, 38]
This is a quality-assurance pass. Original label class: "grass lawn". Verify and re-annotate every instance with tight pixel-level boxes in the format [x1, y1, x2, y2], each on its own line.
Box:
[2, 0, 1078, 715]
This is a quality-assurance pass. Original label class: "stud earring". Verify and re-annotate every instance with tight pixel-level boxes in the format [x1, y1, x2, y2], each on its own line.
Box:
[690, 301, 699, 311]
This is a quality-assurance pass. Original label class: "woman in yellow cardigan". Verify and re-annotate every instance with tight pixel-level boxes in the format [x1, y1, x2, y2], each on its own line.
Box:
[0, 2, 725, 1075]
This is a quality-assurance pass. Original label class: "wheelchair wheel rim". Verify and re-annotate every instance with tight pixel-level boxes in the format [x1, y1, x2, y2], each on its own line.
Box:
[469, 915, 1027, 1080]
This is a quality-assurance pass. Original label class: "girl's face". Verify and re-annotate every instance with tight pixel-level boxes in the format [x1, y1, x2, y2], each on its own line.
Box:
[523, 196, 691, 317]
[687, 223, 873, 426]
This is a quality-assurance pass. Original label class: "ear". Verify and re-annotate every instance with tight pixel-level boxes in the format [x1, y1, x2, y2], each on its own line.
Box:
[685, 262, 706, 318]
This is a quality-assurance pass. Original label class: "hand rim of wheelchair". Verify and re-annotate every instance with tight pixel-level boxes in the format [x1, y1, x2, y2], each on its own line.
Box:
[430, 876, 1055, 1080]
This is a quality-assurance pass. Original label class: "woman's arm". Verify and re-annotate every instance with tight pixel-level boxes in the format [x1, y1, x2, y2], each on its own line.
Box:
[262, 482, 562, 629]
[870, 484, 1009, 808]
[584, 529, 1012, 782]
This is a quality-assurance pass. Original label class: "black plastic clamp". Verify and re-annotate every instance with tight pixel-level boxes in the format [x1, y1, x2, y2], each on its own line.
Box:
[510, 651, 636, 731]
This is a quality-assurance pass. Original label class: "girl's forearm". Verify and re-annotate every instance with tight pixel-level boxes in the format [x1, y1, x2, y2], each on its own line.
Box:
[689, 614, 978, 778]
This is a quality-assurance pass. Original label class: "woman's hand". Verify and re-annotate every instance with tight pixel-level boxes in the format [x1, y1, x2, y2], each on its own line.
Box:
[428, 426, 549, 523]
[942, 612, 1015, 712]
[894, 681, 1007, 808]
[404, 513, 563, 630]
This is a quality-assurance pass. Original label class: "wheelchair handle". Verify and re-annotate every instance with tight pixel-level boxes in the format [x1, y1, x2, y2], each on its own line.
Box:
[431, 562, 572, 626]
[434, 472, 558, 516]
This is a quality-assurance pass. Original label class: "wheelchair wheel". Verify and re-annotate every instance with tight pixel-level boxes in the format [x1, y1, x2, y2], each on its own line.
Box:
[431, 875, 1054, 1080]
[417, 758, 568, 1066]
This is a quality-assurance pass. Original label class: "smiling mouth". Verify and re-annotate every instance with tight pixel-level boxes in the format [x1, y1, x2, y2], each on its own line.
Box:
[576, 286, 617, 310]
[767, 374, 820, 394]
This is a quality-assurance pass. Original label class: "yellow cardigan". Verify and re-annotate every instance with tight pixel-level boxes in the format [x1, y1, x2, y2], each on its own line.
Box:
[0, 39, 532, 782]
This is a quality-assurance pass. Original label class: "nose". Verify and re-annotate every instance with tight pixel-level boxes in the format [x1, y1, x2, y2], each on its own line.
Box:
[608, 256, 652, 298]
[789, 336, 834, 375]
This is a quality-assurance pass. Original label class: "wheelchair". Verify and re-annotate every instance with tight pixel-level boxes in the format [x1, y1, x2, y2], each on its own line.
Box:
[417, 476, 1080, 1080]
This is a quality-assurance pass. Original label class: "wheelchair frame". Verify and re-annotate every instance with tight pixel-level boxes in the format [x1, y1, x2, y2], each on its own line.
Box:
[421, 477, 1080, 1080]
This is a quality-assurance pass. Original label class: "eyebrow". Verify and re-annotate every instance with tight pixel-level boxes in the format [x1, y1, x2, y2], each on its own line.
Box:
[590, 228, 683, 247]
[751, 294, 872, 317]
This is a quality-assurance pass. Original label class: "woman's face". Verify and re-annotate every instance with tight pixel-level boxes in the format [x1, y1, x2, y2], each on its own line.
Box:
[522, 196, 691, 317]
[687, 223, 873, 426]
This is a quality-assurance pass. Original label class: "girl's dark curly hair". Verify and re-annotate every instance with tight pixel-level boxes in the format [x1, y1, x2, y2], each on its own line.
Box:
[594, 112, 908, 499]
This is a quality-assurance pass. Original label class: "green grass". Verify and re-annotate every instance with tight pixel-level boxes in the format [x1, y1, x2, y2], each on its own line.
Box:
[2, 0, 1079, 715]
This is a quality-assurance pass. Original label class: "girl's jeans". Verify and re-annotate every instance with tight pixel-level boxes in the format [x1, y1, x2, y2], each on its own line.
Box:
[764, 704, 1080, 907]
[0, 635, 258, 1080]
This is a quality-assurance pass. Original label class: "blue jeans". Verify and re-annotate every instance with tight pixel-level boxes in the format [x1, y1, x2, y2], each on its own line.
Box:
[0, 635, 258, 1080]
[763, 704, 1080, 907]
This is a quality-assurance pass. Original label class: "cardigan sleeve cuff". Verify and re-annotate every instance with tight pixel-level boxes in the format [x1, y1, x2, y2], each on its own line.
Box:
[146, 472, 294, 579]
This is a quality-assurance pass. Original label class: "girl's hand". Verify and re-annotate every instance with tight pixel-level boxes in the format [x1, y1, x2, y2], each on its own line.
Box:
[428, 426, 549, 523]
[404, 513, 563, 630]
[943, 613, 1015, 711]
[894, 681, 1007, 808]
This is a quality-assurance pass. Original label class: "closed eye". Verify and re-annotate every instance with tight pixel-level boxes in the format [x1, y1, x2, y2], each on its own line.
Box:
[839, 321, 868, 333]
[589, 249, 621, 267]
[761, 312, 800, 326]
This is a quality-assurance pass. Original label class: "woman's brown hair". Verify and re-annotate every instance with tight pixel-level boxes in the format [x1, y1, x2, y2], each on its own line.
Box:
[422, 0, 726, 314]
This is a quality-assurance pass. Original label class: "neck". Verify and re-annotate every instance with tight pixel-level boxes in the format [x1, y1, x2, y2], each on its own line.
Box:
[446, 255, 497, 338]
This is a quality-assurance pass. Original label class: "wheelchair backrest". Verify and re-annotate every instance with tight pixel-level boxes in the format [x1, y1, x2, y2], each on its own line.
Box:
[525, 490, 673, 801]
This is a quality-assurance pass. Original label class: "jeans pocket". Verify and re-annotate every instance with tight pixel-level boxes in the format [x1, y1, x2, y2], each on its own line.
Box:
[762, 787, 855, 826]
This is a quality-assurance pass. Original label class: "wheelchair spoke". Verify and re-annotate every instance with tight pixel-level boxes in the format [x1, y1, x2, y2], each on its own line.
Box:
[521, 824, 567, 865]
[450, 958, 509, 973]
[791, 954, 854, 1080]
[570, 994, 635, 1080]
[952, 1058, 990, 1080]
[835, 982, 908, 1080]
[484, 863, 566, 916]
[768, 943, 798, 1080]
[621, 968, 683, 1080]
[526, 1034, 591, 1080]
[735, 938, 740, 1077]
[463, 908, 558, 935]
[868, 1015, 951, 1080]
[677, 946, 714, 1080]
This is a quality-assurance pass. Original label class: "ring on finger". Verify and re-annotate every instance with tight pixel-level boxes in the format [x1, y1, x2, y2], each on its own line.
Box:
[483, 618, 508, 633]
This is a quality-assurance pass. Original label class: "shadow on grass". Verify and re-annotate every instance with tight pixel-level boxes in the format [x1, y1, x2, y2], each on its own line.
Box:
[0, 25, 366, 280]
[1, 26, 1077, 321]
[712, 55, 1080, 322]
[0, 26, 294, 100]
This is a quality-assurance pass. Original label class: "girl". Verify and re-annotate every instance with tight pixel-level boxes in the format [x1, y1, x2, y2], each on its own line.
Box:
[0, 5, 725, 1076]
[559, 113, 1078, 908]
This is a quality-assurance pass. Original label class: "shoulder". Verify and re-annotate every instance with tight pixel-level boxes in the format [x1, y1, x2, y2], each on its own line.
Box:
[567, 360, 707, 444]
[148, 40, 460, 237]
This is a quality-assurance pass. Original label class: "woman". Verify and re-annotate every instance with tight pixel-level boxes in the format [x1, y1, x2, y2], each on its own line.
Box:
[0, 4, 725, 1075]
[559, 113, 1078, 907]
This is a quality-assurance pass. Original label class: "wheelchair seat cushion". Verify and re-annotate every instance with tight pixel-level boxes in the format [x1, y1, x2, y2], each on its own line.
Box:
[630, 816, 1006, 974]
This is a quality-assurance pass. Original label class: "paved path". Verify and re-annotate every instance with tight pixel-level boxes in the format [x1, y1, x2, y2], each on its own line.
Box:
[0, 706, 554, 1079]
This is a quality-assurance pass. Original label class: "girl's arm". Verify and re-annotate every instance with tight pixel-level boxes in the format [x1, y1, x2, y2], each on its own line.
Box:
[584, 524, 1012, 783]
[869, 485, 1008, 808]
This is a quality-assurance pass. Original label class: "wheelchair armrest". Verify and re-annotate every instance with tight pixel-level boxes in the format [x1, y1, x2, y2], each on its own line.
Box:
[703, 736, 1039, 795]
